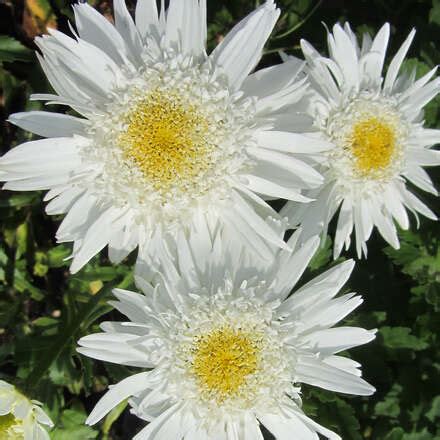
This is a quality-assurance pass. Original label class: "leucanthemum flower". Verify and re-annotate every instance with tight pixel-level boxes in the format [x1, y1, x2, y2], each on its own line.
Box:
[282, 23, 440, 258]
[0, 0, 329, 273]
[77, 231, 375, 439]
[0, 380, 53, 440]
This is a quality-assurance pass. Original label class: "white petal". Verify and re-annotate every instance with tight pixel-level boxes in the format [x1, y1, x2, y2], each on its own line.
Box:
[369, 199, 400, 249]
[111, 289, 151, 322]
[56, 193, 100, 242]
[132, 403, 186, 440]
[114, 0, 144, 61]
[35, 31, 122, 108]
[399, 186, 437, 221]
[297, 292, 364, 332]
[243, 413, 264, 440]
[361, 23, 390, 86]
[334, 198, 354, 258]
[408, 147, 440, 166]
[259, 411, 318, 440]
[403, 77, 440, 117]
[86, 372, 155, 425]
[135, 0, 160, 39]
[77, 332, 154, 368]
[257, 131, 333, 154]
[248, 146, 323, 189]
[222, 208, 274, 262]
[383, 188, 410, 229]
[70, 207, 126, 273]
[242, 174, 313, 202]
[165, 0, 206, 57]
[329, 23, 360, 93]
[404, 163, 439, 195]
[46, 186, 85, 215]
[73, 3, 128, 64]
[294, 410, 341, 440]
[242, 58, 305, 100]
[301, 39, 340, 102]
[108, 220, 139, 264]
[273, 235, 320, 299]
[277, 259, 355, 317]
[8, 112, 87, 138]
[383, 29, 415, 94]
[0, 137, 82, 190]
[296, 354, 375, 395]
[231, 191, 289, 249]
[324, 355, 363, 376]
[210, 1, 279, 88]
[303, 327, 377, 355]
[400, 66, 438, 103]
[0, 393, 15, 415]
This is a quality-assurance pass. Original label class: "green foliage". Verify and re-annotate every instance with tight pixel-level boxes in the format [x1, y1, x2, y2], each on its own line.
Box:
[0, 36, 33, 63]
[0, 0, 439, 439]
[51, 407, 99, 439]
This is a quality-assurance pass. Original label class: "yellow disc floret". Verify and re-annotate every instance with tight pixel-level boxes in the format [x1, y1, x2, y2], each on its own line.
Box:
[119, 90, 212, 193]
[349, 117, 396, 176]
[0, 414, 23, 440]
[191, 326, 261, 403]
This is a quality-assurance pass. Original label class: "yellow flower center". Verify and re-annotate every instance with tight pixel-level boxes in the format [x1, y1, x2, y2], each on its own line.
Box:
[118, 91, 212, 193]
[191, 326, 260, 402]
[349, 117, 396, 176]
[0, 414, 23, 440]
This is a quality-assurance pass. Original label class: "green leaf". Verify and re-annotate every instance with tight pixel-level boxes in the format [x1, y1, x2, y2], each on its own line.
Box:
[402, 430, 434, 440]
[25, 282, 116, 387]
[374, 384, 402, 419]
[51, 408, 98, 439]
[0, 36, 33, 62]
[385, 428, 405, 440]
[430, 0, 440, 25]
[426, 395, 440, 423]
[47, 246, 71, 268]
[308, 236, 332, 271]
[102, 400, 128, 436]
[0, 193, 40, 208]
[380, 327, 429, 351]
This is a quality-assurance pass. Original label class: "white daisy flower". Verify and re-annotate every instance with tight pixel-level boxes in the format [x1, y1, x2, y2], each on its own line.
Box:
[77, 231, 375, 439]
[282, 23, 440, 258]
[0, 380, 53, 440]
[0, 0, 329, 273]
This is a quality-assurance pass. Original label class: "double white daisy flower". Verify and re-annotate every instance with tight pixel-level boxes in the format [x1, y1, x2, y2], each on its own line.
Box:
[0, 380, 53, 440]
[78, 231, 375, 439]
[0, 0, 329, 273]
[283, 23, 440, 257]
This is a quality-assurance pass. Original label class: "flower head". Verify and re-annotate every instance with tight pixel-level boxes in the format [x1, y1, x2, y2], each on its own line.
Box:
[282, 23, 440, 258]
[0, 381, 53, 440]
[0, 0, 328, 273]
[78, 231, 375, 439]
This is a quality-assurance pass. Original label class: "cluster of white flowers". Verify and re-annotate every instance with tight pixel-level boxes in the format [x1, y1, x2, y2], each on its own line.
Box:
[0, 0, 438, 439]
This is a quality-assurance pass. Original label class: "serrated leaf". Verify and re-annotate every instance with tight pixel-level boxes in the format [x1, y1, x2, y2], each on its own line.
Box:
[374, 384, 402, 419]
[380, 327, 428, 351]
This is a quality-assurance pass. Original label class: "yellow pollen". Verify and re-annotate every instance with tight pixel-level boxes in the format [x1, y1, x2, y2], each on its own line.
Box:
[191, 327, 260, 402]
[0, 414, 23, 440]
[119, 91, 212, 192]
[349, 117, 396, 176]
